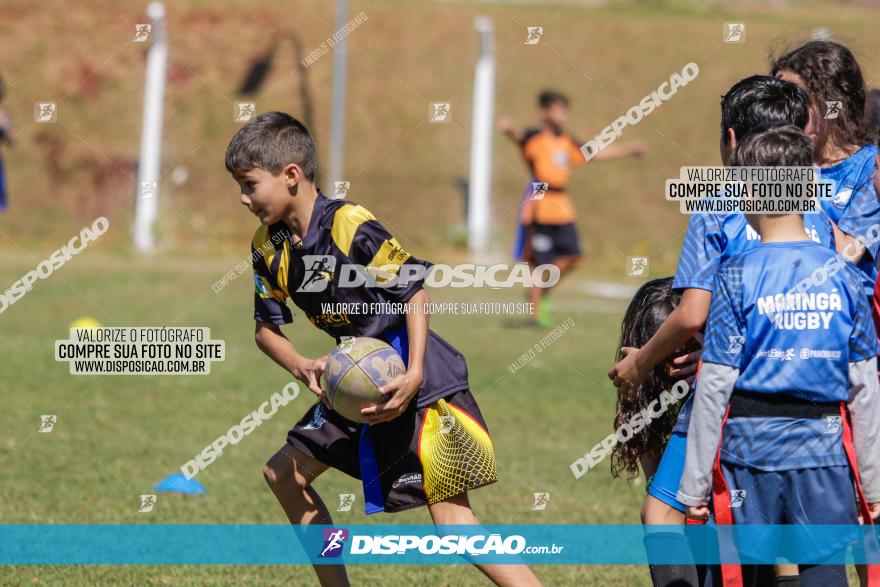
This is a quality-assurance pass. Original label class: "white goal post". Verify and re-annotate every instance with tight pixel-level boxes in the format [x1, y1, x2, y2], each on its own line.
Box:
[467, 16, 495, 257]
[133, 1, 168, 253]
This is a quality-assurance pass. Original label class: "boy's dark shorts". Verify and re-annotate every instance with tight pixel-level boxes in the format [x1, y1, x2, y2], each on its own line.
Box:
[524, 222, 582, 265]
[287, 388, 498, 513]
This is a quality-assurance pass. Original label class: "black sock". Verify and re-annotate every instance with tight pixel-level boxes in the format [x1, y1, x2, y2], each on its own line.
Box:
[776, 575, 800, 586]
[644, 531, 700, 587]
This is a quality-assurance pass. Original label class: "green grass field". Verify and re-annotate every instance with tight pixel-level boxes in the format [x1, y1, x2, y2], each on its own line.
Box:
[0, 252, 650, 585]
[4, 0, 880, 585]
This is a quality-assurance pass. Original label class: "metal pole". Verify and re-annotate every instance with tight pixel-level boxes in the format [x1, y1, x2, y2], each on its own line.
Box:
[133, 1, 167, 253]
[328, 0, 348, 186]
[468, 17, 495, 256]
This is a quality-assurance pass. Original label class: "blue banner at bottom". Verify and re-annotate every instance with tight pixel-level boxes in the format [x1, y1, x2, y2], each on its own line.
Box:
[3, 524, 880, 565]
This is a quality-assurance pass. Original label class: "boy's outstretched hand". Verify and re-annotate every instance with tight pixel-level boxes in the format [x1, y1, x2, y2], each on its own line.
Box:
[685, 505, 710, 522]
[497, 116, 515, 134]
[629, 142, 647, 157]
[296, 355, 330, 408]
[669, 344, 703, 385]
[608, 347, 647, 398]
[610, 336, 703, 397]
[498, 116, 523, 143]
[360, 369, 424, 425]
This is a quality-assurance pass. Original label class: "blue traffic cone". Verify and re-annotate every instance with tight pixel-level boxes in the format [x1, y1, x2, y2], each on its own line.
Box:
[154, 472, 207, 494]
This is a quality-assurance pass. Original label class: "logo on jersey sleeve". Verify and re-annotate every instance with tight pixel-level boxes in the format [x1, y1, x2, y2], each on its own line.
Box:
[832, 185, 853, 209]
[726, 336, 745, 354]
[254, 273, 269, 296]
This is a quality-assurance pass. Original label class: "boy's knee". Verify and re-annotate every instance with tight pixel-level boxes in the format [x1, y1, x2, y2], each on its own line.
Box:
[429, 493, 477, 526]
[262, 460, 283, 488]
[263, 446, 325, 492]
[263, 450, 301, 490]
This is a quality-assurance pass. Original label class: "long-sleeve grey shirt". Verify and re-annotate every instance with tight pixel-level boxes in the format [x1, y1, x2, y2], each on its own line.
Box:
[677, 357, 880, 507]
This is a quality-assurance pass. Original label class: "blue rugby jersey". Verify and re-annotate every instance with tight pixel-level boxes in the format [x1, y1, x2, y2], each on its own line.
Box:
[700, 240, 878, 470]
[670, 211, 835, 433]
[251, 193, 470, 408]
[672, 211, 835, 293]
[819, 144, 880, 297]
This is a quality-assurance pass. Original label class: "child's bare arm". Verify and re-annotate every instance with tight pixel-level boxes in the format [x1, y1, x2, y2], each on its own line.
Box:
[361, 289, 429, 424]
[498, 117, 523, 144]
[609, 288, 710, 397]
[839, 232, 868, 264]
[848, 357, 880, 513]
[589, 142, 646, 161]
[831, 218, 868, 264]
[254, 321, 327, 400]
[403, 288, 429, 377]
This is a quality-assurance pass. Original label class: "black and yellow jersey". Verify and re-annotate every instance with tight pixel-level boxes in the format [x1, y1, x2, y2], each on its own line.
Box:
[251, 192, 469, 407]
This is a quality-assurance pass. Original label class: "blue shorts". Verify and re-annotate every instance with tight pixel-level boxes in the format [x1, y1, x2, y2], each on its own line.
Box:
[722, 462, 857, 525]
[647, 431, 687, 513]
[720, 463, 858, 562]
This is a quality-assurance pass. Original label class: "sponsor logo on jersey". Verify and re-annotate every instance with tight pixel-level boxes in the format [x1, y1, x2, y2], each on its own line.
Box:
[392, 473, 423, 489]
[832, 185, 853, 208]
[800, 348, 843, 360]
[254, 273, 269, 295]
[755, 348, 795, 361]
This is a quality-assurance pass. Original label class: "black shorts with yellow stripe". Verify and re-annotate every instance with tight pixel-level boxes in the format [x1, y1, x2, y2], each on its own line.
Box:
[287, 389, 498, 513]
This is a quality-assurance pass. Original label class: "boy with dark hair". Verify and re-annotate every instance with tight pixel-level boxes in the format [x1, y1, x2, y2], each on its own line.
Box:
[611, 74, 836, 512]
[499, 90, 644, 326]
[679, 124, 880, 586]
[608, 75, 837, 587]
[225, 111, 541, 587]
[537, 90, 569, 110]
